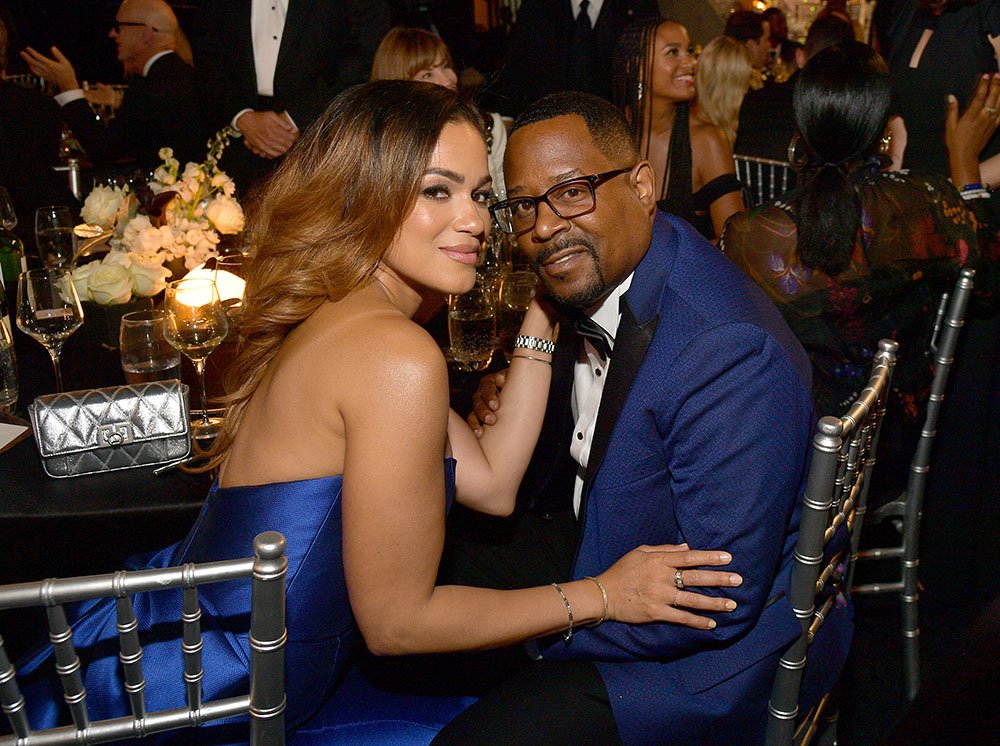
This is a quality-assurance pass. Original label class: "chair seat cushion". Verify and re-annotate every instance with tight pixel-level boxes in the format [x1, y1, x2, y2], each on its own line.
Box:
[288, 665, 478, 745]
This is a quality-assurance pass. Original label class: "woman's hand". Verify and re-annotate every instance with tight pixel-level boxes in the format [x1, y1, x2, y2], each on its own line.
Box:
[599, 543, 742, 629]
[946, 72, 1000, 188]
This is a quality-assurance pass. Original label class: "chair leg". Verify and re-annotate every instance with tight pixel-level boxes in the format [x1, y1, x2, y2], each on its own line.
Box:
[900, 486, 923, 700]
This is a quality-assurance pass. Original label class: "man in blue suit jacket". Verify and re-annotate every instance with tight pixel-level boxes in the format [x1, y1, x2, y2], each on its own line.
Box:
[436, 93, 851, 744]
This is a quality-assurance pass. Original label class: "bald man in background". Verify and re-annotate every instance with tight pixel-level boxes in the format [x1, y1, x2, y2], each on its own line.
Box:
[21, 0, 204, 172]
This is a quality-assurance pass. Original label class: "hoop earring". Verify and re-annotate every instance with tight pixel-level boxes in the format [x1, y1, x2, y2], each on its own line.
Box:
[636, 81, 643, 103]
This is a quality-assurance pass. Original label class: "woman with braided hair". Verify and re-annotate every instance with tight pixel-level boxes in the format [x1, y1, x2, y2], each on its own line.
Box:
[612, 18, 744, 241]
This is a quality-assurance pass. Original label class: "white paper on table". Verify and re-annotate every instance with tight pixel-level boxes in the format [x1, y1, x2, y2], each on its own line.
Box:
[0, 421, 28, 451]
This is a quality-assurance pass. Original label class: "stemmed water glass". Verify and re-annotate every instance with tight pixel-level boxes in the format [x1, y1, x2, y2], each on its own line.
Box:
[163, 277, 229, 440]
[35, 206, 75, 269]
[16, 268, 85, 392]
[0, 188, 17, 232]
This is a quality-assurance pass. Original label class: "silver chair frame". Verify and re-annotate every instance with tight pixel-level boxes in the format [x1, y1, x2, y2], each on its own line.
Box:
[0, 531, 287, 745]
[766, 340, 899, 746]
[734, 154, 794, 207]
[851, 268, 976, 701]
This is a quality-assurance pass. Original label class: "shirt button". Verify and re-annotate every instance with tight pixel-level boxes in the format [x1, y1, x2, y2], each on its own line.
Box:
[595, 368, 602, 376]
[273, 35, 278, 40]
[576, 432, 583, 440]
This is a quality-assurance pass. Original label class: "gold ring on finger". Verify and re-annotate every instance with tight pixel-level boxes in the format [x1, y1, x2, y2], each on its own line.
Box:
[986, 106, 999, 114]
[674, 568, 685, 590]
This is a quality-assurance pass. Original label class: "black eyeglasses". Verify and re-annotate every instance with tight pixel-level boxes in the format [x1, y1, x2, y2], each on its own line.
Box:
[111, 20, 161, 32]
[490, 167, 633, 234]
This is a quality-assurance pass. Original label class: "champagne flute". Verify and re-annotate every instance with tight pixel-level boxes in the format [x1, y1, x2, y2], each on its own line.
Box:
[0, 187, 17, 232]
[498, 270, 538, 362]
[448, 281, 497, 372]
[35, 206, 75, 269]
[16, 268, 85, 392]
[214, 253, 248, 315]
[163, 277, 229, 439]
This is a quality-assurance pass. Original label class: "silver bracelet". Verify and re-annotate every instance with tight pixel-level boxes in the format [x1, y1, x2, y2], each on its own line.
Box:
[551, 582, 574, 642]
[585, 576, 608, 627]
[515, 335, 556, 355]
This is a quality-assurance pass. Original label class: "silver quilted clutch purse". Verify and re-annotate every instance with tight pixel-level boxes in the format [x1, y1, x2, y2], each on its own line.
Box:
[28, 380, 192, 478]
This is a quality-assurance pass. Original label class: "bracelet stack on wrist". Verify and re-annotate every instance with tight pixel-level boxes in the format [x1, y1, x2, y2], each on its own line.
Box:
[586, 576, 608, 627]
[512, 335, 555, 365]
[961, 183, 991, 201]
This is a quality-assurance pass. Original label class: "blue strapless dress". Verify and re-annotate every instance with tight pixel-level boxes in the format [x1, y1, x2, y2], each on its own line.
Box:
[16, 459, 472, 744]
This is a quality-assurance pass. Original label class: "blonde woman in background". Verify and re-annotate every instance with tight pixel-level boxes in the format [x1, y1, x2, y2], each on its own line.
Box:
[372, 26, 508, 198]
[694, 35, 752, 147]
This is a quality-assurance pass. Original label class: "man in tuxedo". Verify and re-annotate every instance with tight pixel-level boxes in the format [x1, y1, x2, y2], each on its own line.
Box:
[487, 0, 660, 118]
[436, 93, 851, 744]
[20, 0, 204, 172]
[192, 0, 389, 194]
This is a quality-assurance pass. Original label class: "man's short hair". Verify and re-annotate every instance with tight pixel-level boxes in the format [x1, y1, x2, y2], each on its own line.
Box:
[724, 10, 766, 43]
[510, 91, 639, 165]
[803, 15, 856, 60]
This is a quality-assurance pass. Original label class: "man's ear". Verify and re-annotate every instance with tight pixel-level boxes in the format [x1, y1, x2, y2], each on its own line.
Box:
[632, 161, 657, 213]
[795, 46, 807, 69]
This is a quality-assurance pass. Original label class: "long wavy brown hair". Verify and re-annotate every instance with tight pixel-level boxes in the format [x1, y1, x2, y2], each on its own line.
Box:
[204, 81, 484, 469]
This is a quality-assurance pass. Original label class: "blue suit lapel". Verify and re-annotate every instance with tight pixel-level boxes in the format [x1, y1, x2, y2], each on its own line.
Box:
[576, 216, 673, 534]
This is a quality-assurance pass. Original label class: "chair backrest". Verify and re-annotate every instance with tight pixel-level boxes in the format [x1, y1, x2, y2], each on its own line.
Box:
[765, 340, 899, 746]
[734, 154, 796, 207]
[0, 531, 287, 745]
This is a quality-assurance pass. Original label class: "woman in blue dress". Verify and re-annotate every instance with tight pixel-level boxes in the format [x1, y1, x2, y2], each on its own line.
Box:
[13, 81, 741, 742]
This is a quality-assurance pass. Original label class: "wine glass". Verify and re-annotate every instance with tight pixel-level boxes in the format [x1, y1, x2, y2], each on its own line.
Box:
[0, 187, 17, 232]
[163, 278, 229, 439]
[15, 268, 85, 392]
[119, 309, 182, 384]
[214, 253, 248, 315]
[0, 319, 17, 415]
[35, 206, 75, 269]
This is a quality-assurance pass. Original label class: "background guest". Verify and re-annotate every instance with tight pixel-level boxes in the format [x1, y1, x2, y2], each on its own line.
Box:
[20, 0, 203, 173]
[371, 26, 507, 198]
[0, 15, 74, 245]
[721, 41, 981, 495]
[883, 0, 1000, 176]
[485, 0, 660, 118]
[761, 6, 800, 80]
[723, 9, 772, 77]
[694, 35, 752, 147]
[735, 13, 855, 164]
[192, 0, 390, 195]
[613, 18, 744, 241]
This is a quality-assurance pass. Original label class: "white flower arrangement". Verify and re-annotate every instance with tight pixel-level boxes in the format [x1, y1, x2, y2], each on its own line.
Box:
[76, 128, 246, 304]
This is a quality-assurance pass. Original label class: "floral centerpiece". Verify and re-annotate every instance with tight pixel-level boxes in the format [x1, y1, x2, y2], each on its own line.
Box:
[75, 127, 246, 306]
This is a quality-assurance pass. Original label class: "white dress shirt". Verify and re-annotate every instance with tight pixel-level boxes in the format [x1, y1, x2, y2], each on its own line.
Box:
[571, 0, 605, 27]
[570, 272, 633, 516]
[251, 0, 288, 97]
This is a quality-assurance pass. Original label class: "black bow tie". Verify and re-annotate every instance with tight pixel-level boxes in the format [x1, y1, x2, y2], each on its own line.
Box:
[575, 316, 613, 361]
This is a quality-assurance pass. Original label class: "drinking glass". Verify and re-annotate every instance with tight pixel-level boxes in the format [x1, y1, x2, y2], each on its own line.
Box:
[163, 278, 229, 439]
[0, 319, 16, 415]
[16, 268, 85, 392]
[448, 283, 496, 372]
[0, 187, 17, 232]
[214, 253, 248, 315]
[498, 270, 538, 362]
[119, 309, 182, 384]
[35, 206, 75, 269]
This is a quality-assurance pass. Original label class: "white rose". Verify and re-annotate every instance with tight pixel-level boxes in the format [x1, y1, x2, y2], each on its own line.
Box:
[129, 255, 172, 296]
[81, 185, 125, 227]
[87, 261, 133, 305]
[205, 195, 245, 234]
[69, 262, 98, 301]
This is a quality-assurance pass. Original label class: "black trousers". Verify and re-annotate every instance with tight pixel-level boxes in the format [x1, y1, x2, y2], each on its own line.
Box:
[430, 505, 622, 744]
